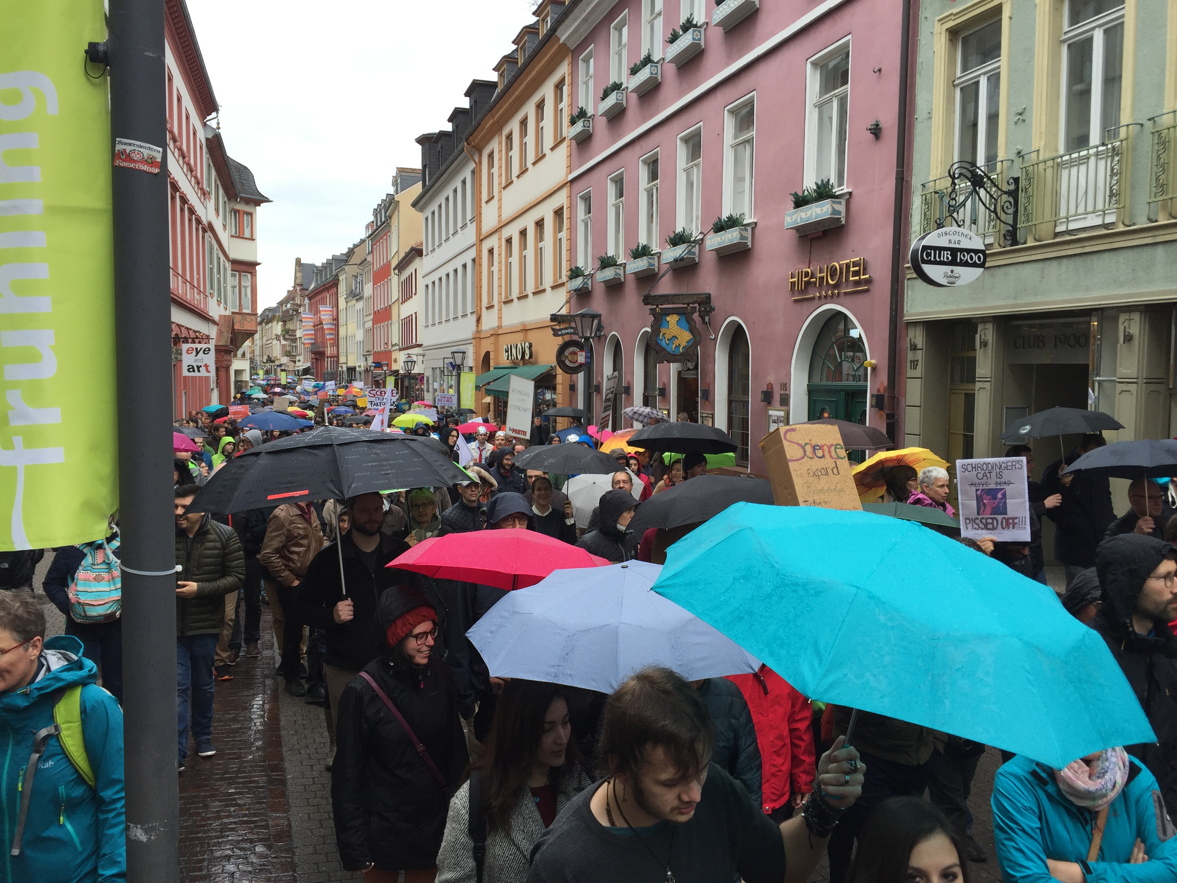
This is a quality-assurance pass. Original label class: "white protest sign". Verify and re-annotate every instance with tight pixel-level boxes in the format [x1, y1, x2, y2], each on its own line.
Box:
[956, 457, 1031, 542]
[455, 434, 474, 467]
[504, 375, 535, 439]
[182, 344, 214, 378]
[435, 392, 457, 409]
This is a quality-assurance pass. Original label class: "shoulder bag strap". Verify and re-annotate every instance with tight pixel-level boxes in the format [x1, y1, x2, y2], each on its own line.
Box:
[1087, 806, 1108, 862]
[357, 670, 447, 789]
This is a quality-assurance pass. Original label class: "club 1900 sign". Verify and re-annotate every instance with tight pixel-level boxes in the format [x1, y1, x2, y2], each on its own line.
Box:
[909, 227, 987, 287]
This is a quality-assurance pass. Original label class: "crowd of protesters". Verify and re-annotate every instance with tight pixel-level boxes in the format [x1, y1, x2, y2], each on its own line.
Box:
[3, 399, 1177, 883]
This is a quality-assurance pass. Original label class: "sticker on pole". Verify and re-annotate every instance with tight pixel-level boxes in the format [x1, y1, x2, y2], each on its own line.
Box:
[113, 138, 163, 174]
[182, 344, 214, 377]
[909, 227, 987, 287]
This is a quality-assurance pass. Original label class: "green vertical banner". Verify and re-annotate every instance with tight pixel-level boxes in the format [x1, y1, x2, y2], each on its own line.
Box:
[0, 0, 116, 550]
[461, 371, 476, 411]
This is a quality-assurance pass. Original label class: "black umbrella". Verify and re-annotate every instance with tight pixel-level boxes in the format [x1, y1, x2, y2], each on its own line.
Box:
[801, 418, 893, 451]
[544, 406, 587, 420]
[1061, 439, 1177, 480]
[342, 415, 372, 426]
[455, 408, 476, 417]
[999, 406, 1122, 442]
[172, 425, 204, 439]
[189, 427, 468, 514]
[514, 443, 620, 475]
[627, 422, 738, 455]
[628, 475, 773, 534]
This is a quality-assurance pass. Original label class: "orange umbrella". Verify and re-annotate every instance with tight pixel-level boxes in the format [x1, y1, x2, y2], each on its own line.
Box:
[851, 447, 949, 501]
[598, 428, 644, 455]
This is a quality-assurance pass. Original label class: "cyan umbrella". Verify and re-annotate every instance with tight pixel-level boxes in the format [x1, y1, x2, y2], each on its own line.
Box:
[238, 411, 313, 432]
[467, 561, 760, 693]
[651, 503, 1155, 768]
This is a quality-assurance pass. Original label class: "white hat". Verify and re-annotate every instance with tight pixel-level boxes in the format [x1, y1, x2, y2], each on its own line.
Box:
[495, 430, 507, 438]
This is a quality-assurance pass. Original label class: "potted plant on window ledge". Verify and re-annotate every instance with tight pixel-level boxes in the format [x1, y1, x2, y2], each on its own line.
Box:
[705, 214, 753, 255]
[662, 228, 700, 268]
[595, 254, 626, 285]
[628, 52, 661, 96]
[784, 179, 847, 236]
[568, 107, 593, 143]
[597, 82, 626, 119]
[568, 265, 592, 293]
[712, 0, 759, 31]
[666, 16, 705, 67]
[626, 242, 660, 277]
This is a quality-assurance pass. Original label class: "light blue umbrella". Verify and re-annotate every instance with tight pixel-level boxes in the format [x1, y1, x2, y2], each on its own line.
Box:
[651, 503, 1155, 768]
[466, 561, 760, 694]
[238, 411, 313, 432]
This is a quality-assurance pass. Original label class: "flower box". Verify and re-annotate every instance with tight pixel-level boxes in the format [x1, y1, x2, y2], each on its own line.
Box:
[626, 254, 660, 278]
[596, 265, 626, 286]
[628, 63, 662, 97]
[666, 27, 704, 68]
[568, 274, 592, 294]
[568, 116, 593, 143]
[712, 0, 759, 31]
[662, 243, 699, 268]
[598, 90, 626, 120]
[705, 225, 753, 256]
[784, 198, 848, 236]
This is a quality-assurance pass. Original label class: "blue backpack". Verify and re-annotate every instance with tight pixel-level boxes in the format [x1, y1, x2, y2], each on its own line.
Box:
[67, 537, 122, 623]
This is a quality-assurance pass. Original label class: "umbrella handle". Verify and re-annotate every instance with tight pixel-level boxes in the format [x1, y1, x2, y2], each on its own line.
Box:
[843, 708, 858, 749]
[336, 517, 348, 600]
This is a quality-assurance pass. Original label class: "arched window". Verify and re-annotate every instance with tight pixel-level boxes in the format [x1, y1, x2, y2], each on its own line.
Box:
[608, 338, 624, 431]
[642, 341, 658, 408]
[727, 325, 751, 464]
[809, 313, 866, 383]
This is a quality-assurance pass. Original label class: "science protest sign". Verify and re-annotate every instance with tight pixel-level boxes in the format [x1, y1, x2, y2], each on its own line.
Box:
[956, 457, 1031, 542]
[759, 424, 862, 511]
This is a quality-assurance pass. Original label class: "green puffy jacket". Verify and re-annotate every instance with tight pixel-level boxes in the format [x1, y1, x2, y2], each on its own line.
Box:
[175, 515, 244, 636]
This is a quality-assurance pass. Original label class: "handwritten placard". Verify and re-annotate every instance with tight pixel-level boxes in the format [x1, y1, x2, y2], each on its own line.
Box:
[759, 424, 862, 511]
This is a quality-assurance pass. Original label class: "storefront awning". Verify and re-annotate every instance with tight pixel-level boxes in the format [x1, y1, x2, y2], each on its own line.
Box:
[474, 366, 515, 387]
[483, 364, 554, 397]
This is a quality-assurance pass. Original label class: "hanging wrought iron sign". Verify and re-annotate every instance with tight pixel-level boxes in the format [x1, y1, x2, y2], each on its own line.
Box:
[647, 308, 704, 363]
[909, 227, 987, 288]
[555, 338, 589, 374]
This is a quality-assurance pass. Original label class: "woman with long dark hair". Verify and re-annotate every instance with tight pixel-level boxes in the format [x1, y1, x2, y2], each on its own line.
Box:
[436, 680, 590, 882]
[847, 796, 970, 883]
[883, 465, 920, 504]
[443, 427, 461, 463]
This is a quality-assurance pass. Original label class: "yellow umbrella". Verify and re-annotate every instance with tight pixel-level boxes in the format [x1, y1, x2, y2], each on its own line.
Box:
[392, 412, 435, 429]
[851, 447, 949, 501]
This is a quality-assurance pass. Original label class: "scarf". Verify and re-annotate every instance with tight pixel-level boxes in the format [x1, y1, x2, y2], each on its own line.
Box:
[1053, 748, 1130, 811]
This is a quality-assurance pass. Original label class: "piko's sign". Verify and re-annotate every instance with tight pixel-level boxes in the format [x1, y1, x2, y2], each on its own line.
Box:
[503, 341, 533, 361]
[909, 227, 987, 287]
[788, 257, 871, 302]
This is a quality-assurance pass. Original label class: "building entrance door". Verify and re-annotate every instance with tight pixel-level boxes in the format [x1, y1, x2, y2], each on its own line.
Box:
[806, 313, 867, 421]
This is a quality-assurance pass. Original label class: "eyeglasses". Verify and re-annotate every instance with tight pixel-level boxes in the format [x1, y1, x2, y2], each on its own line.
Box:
[410, 502, 436, 511]
[1147, 571, 1177, 588]
[408, 627, 438, 645]
[0, 637, 33, 656]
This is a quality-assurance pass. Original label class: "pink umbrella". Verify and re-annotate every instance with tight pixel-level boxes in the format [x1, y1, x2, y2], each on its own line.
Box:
[458, 421, 496, 434]
[173, 432, 200, 453]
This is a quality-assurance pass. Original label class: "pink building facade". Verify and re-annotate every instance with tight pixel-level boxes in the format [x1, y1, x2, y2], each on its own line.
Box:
[559, 0, 907, 471]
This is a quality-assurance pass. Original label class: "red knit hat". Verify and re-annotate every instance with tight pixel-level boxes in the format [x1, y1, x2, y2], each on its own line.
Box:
[385, 605, 437, 649]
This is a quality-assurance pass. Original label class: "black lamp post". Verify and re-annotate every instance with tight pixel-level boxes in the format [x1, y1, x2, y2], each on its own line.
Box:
[402, 353, 417, 401]
[570, 308, 604, 340]
[451, 349, 465, 411]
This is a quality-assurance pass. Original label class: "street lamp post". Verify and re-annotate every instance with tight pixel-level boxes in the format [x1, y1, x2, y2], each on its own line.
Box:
[403, 353, 417, 403]
[451, 349, 465, 412]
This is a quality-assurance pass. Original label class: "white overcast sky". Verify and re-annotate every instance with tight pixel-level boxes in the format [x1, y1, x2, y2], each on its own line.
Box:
[187, 0, 538, 308]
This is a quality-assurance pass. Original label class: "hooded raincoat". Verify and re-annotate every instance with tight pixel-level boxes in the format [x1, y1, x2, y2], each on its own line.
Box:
[1094, 535, 1177, 810]
[0, 636, 125, 883]
[574, 490, 637, 562]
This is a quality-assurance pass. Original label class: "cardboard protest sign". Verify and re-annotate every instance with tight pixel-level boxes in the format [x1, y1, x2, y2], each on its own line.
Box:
[759, 424, 862, 511]
[956, 457, 1031, 542]
[227, 405, 251, 420]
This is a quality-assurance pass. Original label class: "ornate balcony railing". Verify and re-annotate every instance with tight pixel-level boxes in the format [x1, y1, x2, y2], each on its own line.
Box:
[1148, 110, 1177, 210]
[1019, 125, 1135, 238]
[918, 160, 1015, 242]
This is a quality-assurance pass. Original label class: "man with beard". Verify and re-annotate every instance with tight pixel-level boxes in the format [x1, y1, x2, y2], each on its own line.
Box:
[297, 492, 431, 770]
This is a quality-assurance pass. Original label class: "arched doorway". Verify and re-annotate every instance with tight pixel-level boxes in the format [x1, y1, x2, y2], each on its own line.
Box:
[604, 333, 624, 431]
[715, 318, 751, 465]
[807, 312, 867, 422]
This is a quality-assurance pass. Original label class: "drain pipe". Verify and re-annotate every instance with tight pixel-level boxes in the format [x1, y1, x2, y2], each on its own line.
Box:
[886, 0, 914, 443]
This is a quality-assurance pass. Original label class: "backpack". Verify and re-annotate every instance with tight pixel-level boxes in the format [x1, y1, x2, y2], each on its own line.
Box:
[67, 537, 122, 623]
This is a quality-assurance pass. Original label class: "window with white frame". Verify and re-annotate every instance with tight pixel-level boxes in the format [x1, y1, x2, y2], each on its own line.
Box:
[444, 274, 451, 320]
[610, 13, 629, 85]
[506, 237, 514, 298]
[230, 272, 240, 311]
[240, 272, 251, 311]
[955, 20, 1002, 167]
[535, 101, 546, 158]
[444, 196, 451, 239]
[555, 208, 566, 280]
[680, 0, 704, 22]
[461, 263, 469, 314]
[640, 152, 660, 248]
[520, 229, 529, 293]
[808, 44, 850, 189]
[520, 118, 529, 172]
[555, 80, 567, 141]
[469, 172, 477, 219]
[487, 248, 496, 304]
[677, 127, 702, 235]
[487, 151, 496, 196]
[642, 0, 663, 56]
[577, 191, 592, 268]
[460, 178, 468, 224]
[608, 172, 625, 258]
[536, 219, 546, 287]
[724, 97, 756, 218]
[505, 134, 515, 182]
[1062, 0, 1124, 152]
[578, 49, 595, 112]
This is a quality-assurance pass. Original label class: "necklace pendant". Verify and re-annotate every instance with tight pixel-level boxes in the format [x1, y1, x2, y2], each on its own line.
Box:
[665, 872, 675, 883]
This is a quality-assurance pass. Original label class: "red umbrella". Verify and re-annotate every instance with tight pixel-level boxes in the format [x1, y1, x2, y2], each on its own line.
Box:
[389, 531, 610, 590]
[173, 432, 200, 453]
[457, 421, 497, 434]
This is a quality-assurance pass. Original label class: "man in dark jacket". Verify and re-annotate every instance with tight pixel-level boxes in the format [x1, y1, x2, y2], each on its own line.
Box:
[1105, 478, 1175, 541]
[696, 677, 762, 807]
[174, 484, 245, 768]
[1093, 533, 1177, 811]
[576, 489, 638, 562]
[439, 477, 486, 535]
[0, 549, 43, 592]
[230, 506, 272, 659]
[487, 448, 527, 495]
[1041, 433, 1115, 584]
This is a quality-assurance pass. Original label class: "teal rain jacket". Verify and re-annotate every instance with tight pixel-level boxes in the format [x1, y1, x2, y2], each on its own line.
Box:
[993, 753, 1177, 883]
[0, 635, 125, 882]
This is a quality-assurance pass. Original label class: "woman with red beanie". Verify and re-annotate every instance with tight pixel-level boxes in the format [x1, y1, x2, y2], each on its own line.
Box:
[332, 585, 469, 882]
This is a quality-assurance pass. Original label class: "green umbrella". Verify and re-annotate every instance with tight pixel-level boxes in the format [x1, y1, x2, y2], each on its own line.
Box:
[863, 502, 959, 531]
